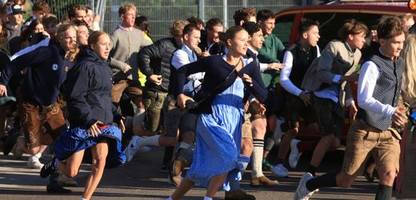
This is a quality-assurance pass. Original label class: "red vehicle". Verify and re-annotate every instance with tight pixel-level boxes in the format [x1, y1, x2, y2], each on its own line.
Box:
[270, 0, 414, 159]
[274, 0, 415, 48]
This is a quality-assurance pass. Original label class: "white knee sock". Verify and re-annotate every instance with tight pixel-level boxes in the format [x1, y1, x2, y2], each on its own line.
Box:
[252, 139, 264, 178]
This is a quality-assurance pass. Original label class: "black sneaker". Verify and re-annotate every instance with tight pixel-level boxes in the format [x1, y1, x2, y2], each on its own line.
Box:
[40, 158, 56, 178]
[46, 183, 72, 193]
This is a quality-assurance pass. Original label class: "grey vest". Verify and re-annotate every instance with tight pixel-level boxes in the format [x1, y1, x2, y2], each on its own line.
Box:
[357, 53, 403, 131]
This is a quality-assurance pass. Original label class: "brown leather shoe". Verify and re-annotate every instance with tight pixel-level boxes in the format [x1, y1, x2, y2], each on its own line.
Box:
[225, 189, 256, 200]
[250, 176, 279, 187]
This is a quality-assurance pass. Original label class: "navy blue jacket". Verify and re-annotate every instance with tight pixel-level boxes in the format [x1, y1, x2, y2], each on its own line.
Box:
[63, 48, 114, 129]
[0, 38, 68, 106]
[176, 55, 267, 114]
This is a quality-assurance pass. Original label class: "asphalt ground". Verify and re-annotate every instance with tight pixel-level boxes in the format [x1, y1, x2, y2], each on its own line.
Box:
[0, 147, 384, 200]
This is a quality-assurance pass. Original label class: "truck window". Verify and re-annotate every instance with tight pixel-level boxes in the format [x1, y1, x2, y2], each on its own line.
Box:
[303, 12, 382, 48]
[274, 14, 296, 47]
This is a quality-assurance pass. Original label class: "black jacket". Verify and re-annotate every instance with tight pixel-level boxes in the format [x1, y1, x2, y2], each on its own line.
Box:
[63, 48, 114, 129]
[138, 37, 181, 92]
[198, 31, 226, 56]
[176, 55, 267, 114]
[0, 38, 67, 106]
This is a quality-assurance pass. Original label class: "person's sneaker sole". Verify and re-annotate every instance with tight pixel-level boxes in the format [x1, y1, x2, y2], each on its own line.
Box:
[40, 159, 56, 178]
[46, 184, 72, 193]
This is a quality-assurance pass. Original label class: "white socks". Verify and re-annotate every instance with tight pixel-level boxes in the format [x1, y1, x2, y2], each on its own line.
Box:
[252, 139, 264, 178]
[178, 142, 191, 150]
[34, 152, 42, 159]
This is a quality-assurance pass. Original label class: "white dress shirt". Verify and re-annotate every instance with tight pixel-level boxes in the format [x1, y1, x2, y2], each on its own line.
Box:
[171, 44, 204, 94]
[280, 46, 320, 96]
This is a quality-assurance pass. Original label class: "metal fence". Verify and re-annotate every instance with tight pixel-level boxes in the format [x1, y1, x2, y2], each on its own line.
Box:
[48, 0, 87, 20]
[103, 0, 299, 41]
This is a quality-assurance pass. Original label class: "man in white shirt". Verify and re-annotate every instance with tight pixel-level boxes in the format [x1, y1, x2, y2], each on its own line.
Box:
[240, 21, 279, 189]
[271, 19, 320, 177]
[169, 23, 202, 186]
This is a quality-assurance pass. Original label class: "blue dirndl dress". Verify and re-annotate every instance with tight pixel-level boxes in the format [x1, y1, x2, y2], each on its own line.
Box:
[54, 125, 126, 168]
[186, 77, 245, 189]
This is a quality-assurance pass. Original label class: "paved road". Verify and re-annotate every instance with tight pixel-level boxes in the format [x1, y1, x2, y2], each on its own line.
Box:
[0, 148, 381, 200]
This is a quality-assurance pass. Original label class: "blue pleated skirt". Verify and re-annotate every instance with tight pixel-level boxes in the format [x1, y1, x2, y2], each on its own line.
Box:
[54, 125, 126, 168]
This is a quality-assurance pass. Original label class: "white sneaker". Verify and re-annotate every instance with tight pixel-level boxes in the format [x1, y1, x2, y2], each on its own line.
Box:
[271, 163, 289, 177]
[289, 139, 302, 169]
[124, 136, 143, 162]
[294, 173, 317, 200]
[27, 155, 44, 169]
[273, 118, 285, 145]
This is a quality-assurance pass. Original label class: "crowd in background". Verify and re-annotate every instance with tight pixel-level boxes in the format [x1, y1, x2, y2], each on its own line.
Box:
[0, 1, 415, 200]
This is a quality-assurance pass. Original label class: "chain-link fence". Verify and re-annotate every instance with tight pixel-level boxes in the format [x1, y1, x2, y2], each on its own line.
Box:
[104, 0, 299, 41]
[48, 0, 87, 20]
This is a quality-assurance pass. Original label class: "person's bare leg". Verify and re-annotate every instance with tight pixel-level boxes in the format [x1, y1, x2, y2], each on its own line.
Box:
[277, 129, 296, 162]
[82, 142, 108, 199]
[310, 134, 337, 168]
[206, 173, 227, 197]
[27, 144, 47, 155]
[59, 149, 85, 178]
[159, 135, 177, 147]
[252, 117, 267, 140]
[170, 178, 195, 200]
[241, 137, 253, 157]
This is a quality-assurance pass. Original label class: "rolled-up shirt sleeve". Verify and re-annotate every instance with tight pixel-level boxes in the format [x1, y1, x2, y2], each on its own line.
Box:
[357, 61, 396, 118]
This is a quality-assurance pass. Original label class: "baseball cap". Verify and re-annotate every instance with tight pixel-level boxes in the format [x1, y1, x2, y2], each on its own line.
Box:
[7, 4, 26, 15]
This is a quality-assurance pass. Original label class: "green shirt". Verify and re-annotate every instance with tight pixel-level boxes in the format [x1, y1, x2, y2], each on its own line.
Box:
[258, 34, 285, 87]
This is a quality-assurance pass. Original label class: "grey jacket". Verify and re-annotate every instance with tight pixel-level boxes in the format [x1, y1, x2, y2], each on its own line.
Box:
[109, 26, 153, 82]
[302, 40, 361, 106]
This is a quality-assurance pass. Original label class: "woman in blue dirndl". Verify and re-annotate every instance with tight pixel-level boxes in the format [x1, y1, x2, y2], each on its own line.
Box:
[168, 26, 267, 200]
[40, 31, 125, 200]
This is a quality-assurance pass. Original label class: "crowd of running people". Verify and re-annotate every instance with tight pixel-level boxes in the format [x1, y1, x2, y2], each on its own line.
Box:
[0, 1, 415, 200]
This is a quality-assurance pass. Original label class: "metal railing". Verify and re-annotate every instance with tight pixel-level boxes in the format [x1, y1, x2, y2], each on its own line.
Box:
[102, 0, 298, 41]
[48, 0, 87, 20]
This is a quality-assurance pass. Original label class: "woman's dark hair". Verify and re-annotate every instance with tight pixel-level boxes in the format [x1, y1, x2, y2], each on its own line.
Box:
[68, 4, 87, 19]
[338, 19, 369, 40]
[72, 19, 88, 27]
[88, 31, 107, 47]
[0, 21, 7, 40]
[377, 16, 404, 39]
[187, 16, 204, 27]
[32, 0, 50, 15]
[233, 7, 256, 26]
[221, 25, 245, 46]
[242, 21, 261, 37]
[257, 9, 274, 22]
[20, 19, 44, 47]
